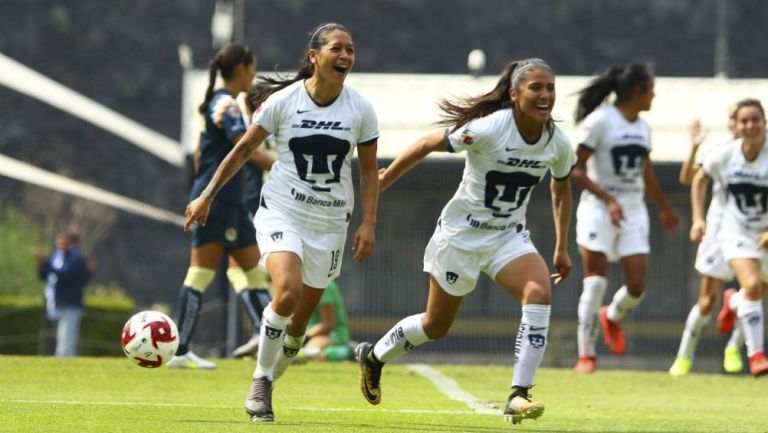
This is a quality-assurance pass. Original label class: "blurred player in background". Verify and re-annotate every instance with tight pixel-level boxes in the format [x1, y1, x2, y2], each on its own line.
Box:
[230, 83, 277, 359]
[355, 58, 576, 424]
[184, 23, 380, 422]
[669, 108, 745, 376]
[168, 44, 274, 369]
[571, 63, 679, 374]
[692, 98, 768, 377]
[296, 280, 354, 363]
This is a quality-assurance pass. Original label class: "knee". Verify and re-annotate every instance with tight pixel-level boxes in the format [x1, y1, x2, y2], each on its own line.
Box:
[624, 281, 645, 297]
[272, 285, 301, 312]
[421, 316, 452, 340]
[741, 276, 762, 296]
[524, 285, 551, 305]
[698, 292, 718, 315]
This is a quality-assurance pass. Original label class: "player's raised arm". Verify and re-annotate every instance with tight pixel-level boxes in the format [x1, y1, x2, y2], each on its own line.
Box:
[379, 130, 448, 192]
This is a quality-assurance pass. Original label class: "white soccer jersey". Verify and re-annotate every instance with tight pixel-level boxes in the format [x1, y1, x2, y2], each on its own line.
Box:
[440, 108, 576, 251]
[253, 81, 379, 232]
[576, 105, 652, 208]
[703, 136, 768, 232]
[695, 139, 729, 224]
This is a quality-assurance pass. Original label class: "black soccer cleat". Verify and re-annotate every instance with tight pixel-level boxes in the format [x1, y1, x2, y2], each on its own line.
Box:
[355, 342, 383, 405]
[503, 386, 544, 424]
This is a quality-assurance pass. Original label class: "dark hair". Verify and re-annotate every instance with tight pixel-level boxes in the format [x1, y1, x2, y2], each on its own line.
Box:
[198, 44, 254, 114]
[244, 82, 272, 115]
[574, 63, 654, 123]
[437, 58, 556, 139]
[734, 98, 766, 121]
[250, 23, 351, 108]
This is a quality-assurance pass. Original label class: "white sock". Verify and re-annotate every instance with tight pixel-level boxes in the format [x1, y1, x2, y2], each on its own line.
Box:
[512, 304, 550, 388]
[676, 305, 710, 359]
[253, 303, 291, 379]
[726, 322, 745, 348]
[737, 299, 764, 357]
[728, 289, 743, 312]
[577, 276, 607, 358]
[607, 285, 644, 323]
[272, 332, 305, 380]
[372, 313, 431, 363]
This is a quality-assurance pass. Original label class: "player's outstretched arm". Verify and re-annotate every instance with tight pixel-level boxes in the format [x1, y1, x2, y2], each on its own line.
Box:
[379, 130, 447, 192]
[184, 125, 269, 231]
[550, 177, 572, 284]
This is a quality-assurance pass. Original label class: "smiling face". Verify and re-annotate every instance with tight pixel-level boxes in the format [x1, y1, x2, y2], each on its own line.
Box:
[736, 104, 767, 144]
[509, 67, 556, 126]
[309, 29, 355, 86]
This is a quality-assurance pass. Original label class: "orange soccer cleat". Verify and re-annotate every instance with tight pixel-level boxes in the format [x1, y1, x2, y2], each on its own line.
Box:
[572, 357, 596, 374]
[748, 352, 768, 377]
[599, 306, 625, 355]
[717, 288, 738, 334]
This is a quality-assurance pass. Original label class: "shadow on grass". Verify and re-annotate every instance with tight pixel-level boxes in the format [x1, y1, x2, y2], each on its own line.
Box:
[180, 418, 640, 433]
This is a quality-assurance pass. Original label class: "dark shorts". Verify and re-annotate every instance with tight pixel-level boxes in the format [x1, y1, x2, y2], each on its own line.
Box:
[191, 200, 257, 250]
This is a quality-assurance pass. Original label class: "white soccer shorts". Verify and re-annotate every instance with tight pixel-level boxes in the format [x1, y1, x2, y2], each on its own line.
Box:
[719, 224, 768, 283]
[694, 216, 734, 280]
[576, 199, 650, 262]
[423, 224, 538, 297]
[254, 205, 346, 289]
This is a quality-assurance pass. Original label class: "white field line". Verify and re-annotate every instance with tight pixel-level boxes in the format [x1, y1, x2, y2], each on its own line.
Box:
[2, 399, 496, 416]
[0, 51, 183, 167]
[406, 364, 499, 415]
[0, 153, 185, 226]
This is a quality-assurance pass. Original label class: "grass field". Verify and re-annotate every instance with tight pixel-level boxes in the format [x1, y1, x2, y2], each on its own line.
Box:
[1, 355, 766, 433]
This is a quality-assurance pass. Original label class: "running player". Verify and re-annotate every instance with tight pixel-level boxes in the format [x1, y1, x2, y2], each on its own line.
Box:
[692, 98, 768, 377]
[571, 63, 679, 374]
[355, 58, 576, 424]
[184, 23, 379, 422]
[669, 109, 745, 376]
[168, 44, 274, 369]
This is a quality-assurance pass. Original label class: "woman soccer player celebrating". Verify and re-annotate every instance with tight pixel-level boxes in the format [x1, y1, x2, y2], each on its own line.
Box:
[571, 63, 679, 374]
[692, 98, 768, 377]
[184, 23, 380, 421]
[669, 108, 744, 376]
[355, 58, 576, 424]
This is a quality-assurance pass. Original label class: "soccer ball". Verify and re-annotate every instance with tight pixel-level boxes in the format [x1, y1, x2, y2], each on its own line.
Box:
[121, 310, 179, 368]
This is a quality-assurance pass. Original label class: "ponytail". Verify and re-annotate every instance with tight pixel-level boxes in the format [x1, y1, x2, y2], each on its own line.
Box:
[198, 58, 219, 114]
[574, 66, 621, 123]
[197, 44, 254, 115]
[575, 63, 653, 123]
[437, 61, 518, 131]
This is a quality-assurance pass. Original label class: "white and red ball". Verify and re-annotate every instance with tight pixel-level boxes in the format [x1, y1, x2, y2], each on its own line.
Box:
[121, 310, 179, 368]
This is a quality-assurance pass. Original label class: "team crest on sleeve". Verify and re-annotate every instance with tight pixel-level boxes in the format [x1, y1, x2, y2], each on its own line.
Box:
[270, 231, 284, 242]
[460, 128, 475, 145]
[226, 103, 242, 119]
